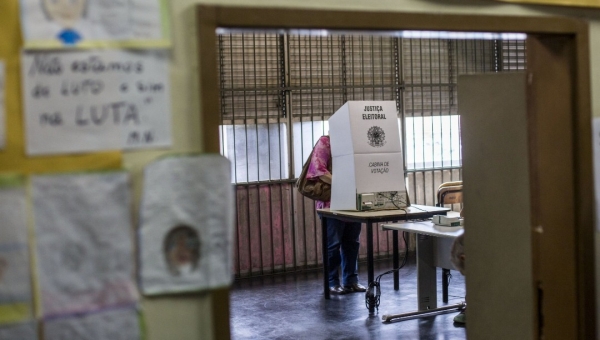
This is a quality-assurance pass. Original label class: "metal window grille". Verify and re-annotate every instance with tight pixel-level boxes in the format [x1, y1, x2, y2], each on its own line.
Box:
[500, 39, 527, 71]
[218, 33, 286, 184]
[217, 30, 526, 277]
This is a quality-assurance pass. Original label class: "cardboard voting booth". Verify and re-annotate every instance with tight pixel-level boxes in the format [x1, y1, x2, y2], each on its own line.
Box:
[329, 101, 408, 211]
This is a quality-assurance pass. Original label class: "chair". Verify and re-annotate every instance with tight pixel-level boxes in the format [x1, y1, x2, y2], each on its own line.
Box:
[436, 181, 463, 214]
[436, 181, 463, 303]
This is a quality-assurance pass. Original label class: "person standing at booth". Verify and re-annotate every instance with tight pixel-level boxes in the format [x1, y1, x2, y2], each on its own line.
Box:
[306, 135, 367, 295]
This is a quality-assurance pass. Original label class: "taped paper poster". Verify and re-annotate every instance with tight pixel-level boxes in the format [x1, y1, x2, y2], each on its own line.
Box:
[0, 176, 33, 325]
[139, 155, 235, 295]
[32, 172, 137, 317]
[0, 321, 36, 340]
[44, 307, 140, 340]
[22, 49, 172, 155]
[20, 0, 170, 49]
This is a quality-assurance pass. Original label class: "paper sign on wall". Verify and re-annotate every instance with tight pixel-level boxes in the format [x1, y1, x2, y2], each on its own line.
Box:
[0, 321, 36, 340]
[22, 50, 172, 156]
[0, 176, 33, 326]
[32, 172, 138, 317]
[139, 155, 234, 295]
[20, 0, 170, 49]
[44, 308, 140, 340]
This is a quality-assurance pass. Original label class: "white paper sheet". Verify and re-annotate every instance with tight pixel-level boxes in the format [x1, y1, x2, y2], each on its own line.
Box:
[32, 172, 138, 317]
[593, 117, 600, 232]
[139, 155, 234, 295]
[44, 307, 139, 340]
[0, 61, 5, 150]
[20, 0, 167, 48]
[0, 179, 33, 324]
[22, 50, 172, 155]
[0, 321, 36, 340]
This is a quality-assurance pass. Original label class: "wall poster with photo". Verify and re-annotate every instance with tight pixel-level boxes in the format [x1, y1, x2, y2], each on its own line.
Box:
[139, 155, 234, 295]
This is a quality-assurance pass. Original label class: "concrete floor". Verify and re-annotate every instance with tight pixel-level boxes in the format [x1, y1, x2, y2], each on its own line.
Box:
[231, 257, 466, 340]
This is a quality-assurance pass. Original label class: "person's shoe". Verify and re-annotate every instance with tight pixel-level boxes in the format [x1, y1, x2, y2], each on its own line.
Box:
[453, 310, 466, 324]
[343, 283, 367, 293]
[329, 285, 348, 295]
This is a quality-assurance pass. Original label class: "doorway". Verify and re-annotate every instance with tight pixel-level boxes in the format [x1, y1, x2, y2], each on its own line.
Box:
[196, 7, 595, 340]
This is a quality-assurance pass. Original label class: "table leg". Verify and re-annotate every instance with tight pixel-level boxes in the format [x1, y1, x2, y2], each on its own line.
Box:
[393, 230, 399, 290]
[322, 216, 329, 300]
[416, 234, 437, 311]
[366, 221, 375, 314]
[442, 269, 450, 303]
[432, 238, 454, 304]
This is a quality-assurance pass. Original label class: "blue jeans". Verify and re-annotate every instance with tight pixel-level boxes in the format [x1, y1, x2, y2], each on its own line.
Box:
[326, 218, 362, 287]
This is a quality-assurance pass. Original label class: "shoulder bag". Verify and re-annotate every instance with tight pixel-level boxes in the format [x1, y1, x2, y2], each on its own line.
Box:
[296, 136, 331, 201]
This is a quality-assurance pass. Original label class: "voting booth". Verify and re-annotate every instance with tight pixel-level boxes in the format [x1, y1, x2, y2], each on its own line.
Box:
[329, 101, 408, 211]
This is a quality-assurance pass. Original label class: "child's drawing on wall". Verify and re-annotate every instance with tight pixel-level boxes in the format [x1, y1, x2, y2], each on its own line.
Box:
[40, 0, 87, 45]
[21, 0, 166, 48]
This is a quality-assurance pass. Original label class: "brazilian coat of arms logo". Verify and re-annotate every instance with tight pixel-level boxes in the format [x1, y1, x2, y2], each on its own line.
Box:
[367, 126, 386, 147]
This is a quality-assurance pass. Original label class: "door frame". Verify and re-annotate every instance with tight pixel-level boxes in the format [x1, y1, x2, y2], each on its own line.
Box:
[195, 6, 594, 340]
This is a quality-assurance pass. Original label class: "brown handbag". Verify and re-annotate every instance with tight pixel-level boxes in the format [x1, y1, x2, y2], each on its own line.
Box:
[295, 136, 331, 201]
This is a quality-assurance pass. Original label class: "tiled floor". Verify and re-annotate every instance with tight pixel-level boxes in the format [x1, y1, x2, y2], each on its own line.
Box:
[230, 257, 466, 340]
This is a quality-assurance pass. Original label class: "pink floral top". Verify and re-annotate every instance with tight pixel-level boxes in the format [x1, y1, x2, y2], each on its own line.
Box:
[306, 136, 331, 209]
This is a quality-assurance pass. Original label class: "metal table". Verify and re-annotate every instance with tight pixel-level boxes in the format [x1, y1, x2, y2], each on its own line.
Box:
[380, 220, 464, 322]
[317, 205, 450, 314]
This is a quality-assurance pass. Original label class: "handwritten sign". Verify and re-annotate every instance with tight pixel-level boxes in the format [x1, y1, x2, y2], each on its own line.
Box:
[22, 50, 172, 155]
[0, 61, 4, 150]
[20, 0, 170, 49]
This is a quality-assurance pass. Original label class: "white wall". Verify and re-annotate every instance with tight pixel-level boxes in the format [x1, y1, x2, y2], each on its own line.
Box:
[127, 1, 600, 339]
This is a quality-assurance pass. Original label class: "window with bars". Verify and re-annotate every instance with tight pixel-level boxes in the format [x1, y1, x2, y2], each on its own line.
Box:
[218, 30, 527, 276]
[218, 31, 526, 186]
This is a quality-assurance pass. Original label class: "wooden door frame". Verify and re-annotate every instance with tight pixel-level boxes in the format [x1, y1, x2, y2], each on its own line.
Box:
[195, 6, 594, 340]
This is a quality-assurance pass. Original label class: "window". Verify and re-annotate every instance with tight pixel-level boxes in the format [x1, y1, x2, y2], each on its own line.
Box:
[220, 124, 288, 183]
[218, 30, 526, 186]
[217, 29, 527, 276]
[405, 115, 462, 170]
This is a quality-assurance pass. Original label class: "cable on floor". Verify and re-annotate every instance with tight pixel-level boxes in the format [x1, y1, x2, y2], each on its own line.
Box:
[365, 230, 409, 312]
